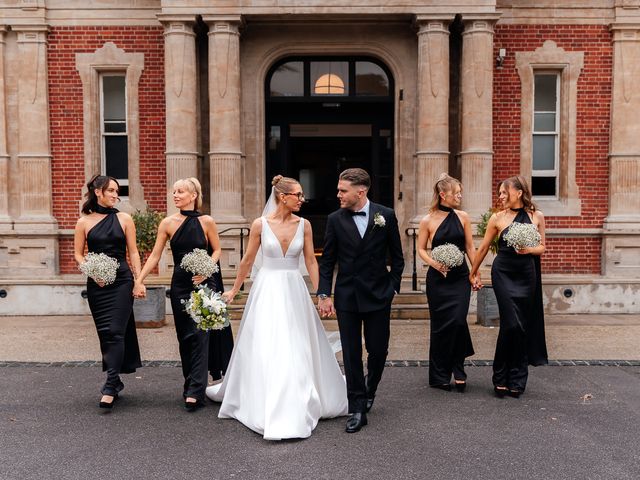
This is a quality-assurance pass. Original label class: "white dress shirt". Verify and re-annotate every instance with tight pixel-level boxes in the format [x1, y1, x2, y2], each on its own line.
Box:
[352, 200, 370, 238]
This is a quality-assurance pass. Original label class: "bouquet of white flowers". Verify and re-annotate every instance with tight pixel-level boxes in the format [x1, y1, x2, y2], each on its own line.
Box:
[180, 248, 219, 279]
[430, 243, 465, 277]
[503, 222, 541, 250]
[79, 252, 120, 285]
[181, 285, 230, 331]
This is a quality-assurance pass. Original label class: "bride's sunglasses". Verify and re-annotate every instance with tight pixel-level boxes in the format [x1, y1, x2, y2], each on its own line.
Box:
[284, 192, 306, 201]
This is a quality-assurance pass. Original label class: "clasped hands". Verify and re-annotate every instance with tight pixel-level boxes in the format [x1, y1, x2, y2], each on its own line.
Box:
[469, 272, 483, 291]
[317, 297, 335, 318]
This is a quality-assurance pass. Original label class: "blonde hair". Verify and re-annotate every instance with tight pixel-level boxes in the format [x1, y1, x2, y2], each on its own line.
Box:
[271, 175, 300, 204]
[429, 173, 462, 213]
[173, 177, 203, 210]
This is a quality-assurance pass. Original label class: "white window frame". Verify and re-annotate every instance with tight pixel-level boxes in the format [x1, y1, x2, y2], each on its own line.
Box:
[532, 71, 560, 199]
[99, 73, 129, 196]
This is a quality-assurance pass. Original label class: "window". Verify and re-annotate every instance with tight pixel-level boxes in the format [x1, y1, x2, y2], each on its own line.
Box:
[311, 61, 348, 96]
[101, 74, 128, 197]
[266, 57, 392, 99]
[532, 73, 559, 197]
[270, 61, 304, 97]
[355, 61, 389, 96]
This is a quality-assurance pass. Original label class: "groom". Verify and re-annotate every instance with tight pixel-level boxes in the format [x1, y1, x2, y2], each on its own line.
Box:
[318, 168, 404, 433]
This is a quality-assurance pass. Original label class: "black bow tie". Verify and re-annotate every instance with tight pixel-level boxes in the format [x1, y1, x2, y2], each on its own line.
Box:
[349, 211, 366, 216]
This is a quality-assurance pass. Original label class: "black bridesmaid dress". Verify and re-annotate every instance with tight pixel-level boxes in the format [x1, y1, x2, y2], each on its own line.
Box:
[86, 206, 141, 396]
[426, 205, 474, 386]
[491, 208, 548, 393]
[170, 210, 234, 400]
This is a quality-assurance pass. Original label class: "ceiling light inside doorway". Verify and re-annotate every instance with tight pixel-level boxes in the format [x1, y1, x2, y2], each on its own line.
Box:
[314, 73, 345, 95]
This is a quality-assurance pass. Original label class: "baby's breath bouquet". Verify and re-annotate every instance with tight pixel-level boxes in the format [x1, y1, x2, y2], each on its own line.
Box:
[503, 222, 541, 250]
[430, 243, 465, 277]
[79, 252, 120, 285]
[181, 285, 230, 331]
[180, 248, 219, 280]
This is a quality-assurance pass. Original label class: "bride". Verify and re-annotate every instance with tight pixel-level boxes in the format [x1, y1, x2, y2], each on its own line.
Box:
[206, 175, 348, 440]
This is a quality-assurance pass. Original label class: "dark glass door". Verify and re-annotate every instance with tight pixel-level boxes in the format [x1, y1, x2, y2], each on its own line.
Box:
[265, 57, 394, 249]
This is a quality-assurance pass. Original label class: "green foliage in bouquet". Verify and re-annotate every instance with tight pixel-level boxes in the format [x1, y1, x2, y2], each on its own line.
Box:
[476, 208, 499, 255]
[132, 207, 164, 262]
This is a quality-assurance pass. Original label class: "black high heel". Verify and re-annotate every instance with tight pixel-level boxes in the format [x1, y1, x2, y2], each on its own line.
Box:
[184, 398, 205, 412]
[494, 386, 508, 398]
[430, 384, 452, 392]
[508, 389, 523, 398]
[99, 394, 118, 409]
[454, 381, 466, 393]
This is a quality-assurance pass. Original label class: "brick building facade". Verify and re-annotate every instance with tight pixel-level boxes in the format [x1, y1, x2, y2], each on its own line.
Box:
[0, 1, 639, 315]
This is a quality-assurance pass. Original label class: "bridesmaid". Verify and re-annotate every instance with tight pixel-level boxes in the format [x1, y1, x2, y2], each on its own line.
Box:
[417, 173, 476, 392]
[469, 176, 548, 398]
[74, 175, 142, 409]
[134, 178, 232, 411]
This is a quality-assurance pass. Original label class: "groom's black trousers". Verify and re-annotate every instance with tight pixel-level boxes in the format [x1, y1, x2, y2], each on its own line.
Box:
[336, 305, 391, 413]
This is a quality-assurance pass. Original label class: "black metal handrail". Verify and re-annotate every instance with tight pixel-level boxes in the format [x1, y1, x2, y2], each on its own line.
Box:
[405, 227, 418, 291]
[219, 227, 251, 290]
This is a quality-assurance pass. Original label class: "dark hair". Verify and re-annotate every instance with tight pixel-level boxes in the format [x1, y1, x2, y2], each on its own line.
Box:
[339, 168, 371, 189]
[430, 172, 462, 213]
[500, 175, 536, 212]
[81, 175, 119, 214]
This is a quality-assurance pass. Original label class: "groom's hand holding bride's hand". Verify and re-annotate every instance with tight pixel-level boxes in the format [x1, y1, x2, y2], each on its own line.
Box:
[318, 297, 335, 318]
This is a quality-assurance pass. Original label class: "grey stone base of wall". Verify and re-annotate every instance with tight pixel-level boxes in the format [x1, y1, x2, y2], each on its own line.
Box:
[1, 275, 639, 315]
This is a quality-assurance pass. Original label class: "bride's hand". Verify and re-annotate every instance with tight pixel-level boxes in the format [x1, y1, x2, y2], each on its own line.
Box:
[222, 291, 235, 304]
[192, 275, 206, 285]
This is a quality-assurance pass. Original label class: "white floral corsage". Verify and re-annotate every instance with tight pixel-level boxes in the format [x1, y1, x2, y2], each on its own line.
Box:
[373, 212, 386, 229]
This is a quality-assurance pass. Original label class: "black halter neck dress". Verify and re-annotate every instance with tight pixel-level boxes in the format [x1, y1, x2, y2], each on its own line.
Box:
[86, 206, 141, 396]
[425, 205, 474, 385]
[170, 211, 234, 400]
[490, 208, 548, 392]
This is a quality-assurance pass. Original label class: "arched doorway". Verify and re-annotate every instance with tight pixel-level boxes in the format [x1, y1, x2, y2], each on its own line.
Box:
[265, 56, 395, 248]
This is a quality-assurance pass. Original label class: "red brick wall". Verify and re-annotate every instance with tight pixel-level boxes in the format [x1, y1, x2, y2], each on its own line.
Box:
[48, 26, 165, 273]
[493, 25, 612, 274]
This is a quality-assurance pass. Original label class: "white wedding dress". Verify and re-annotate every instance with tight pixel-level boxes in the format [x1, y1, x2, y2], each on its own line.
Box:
[206, 216, 348, 440]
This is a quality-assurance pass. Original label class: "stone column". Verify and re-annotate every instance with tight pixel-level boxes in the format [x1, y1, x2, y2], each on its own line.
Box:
[459, 17, 498, 218]
[160, 16, 199, 215]
[0, 26, 10, 231]
[205, 17, 245, 224]
[14, 25, 56, 231]
[603, 23, 640, 277]
[414, 17, 452, 221]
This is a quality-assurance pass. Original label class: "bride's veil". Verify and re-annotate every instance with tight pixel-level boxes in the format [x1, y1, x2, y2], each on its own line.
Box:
[250, 186, 309, 279]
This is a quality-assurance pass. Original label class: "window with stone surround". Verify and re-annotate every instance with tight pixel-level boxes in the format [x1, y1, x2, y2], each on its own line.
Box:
[516, 40, 583, 216]
[76, 43, 145, 212]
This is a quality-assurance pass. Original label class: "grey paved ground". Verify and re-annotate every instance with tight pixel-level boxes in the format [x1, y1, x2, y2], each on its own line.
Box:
[1, 365, 639, 480]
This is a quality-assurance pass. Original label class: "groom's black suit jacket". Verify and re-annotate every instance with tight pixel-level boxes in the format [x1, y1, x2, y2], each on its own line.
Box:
[318, 202, 405, 313]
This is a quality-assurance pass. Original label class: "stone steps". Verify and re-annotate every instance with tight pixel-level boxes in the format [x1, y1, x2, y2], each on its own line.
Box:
[227, 292, 430, 321]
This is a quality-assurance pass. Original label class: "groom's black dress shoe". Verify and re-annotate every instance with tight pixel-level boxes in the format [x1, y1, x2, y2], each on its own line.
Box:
[345, 413, 368, 433]
[365, 396, 375, 413]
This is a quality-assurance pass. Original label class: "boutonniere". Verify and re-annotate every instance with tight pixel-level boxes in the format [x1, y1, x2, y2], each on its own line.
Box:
[373, 212, 386, 229]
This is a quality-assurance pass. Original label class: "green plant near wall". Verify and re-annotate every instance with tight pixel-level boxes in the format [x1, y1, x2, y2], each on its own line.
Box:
[476, 208, 499, 255]
[132, 207, 164, 262]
